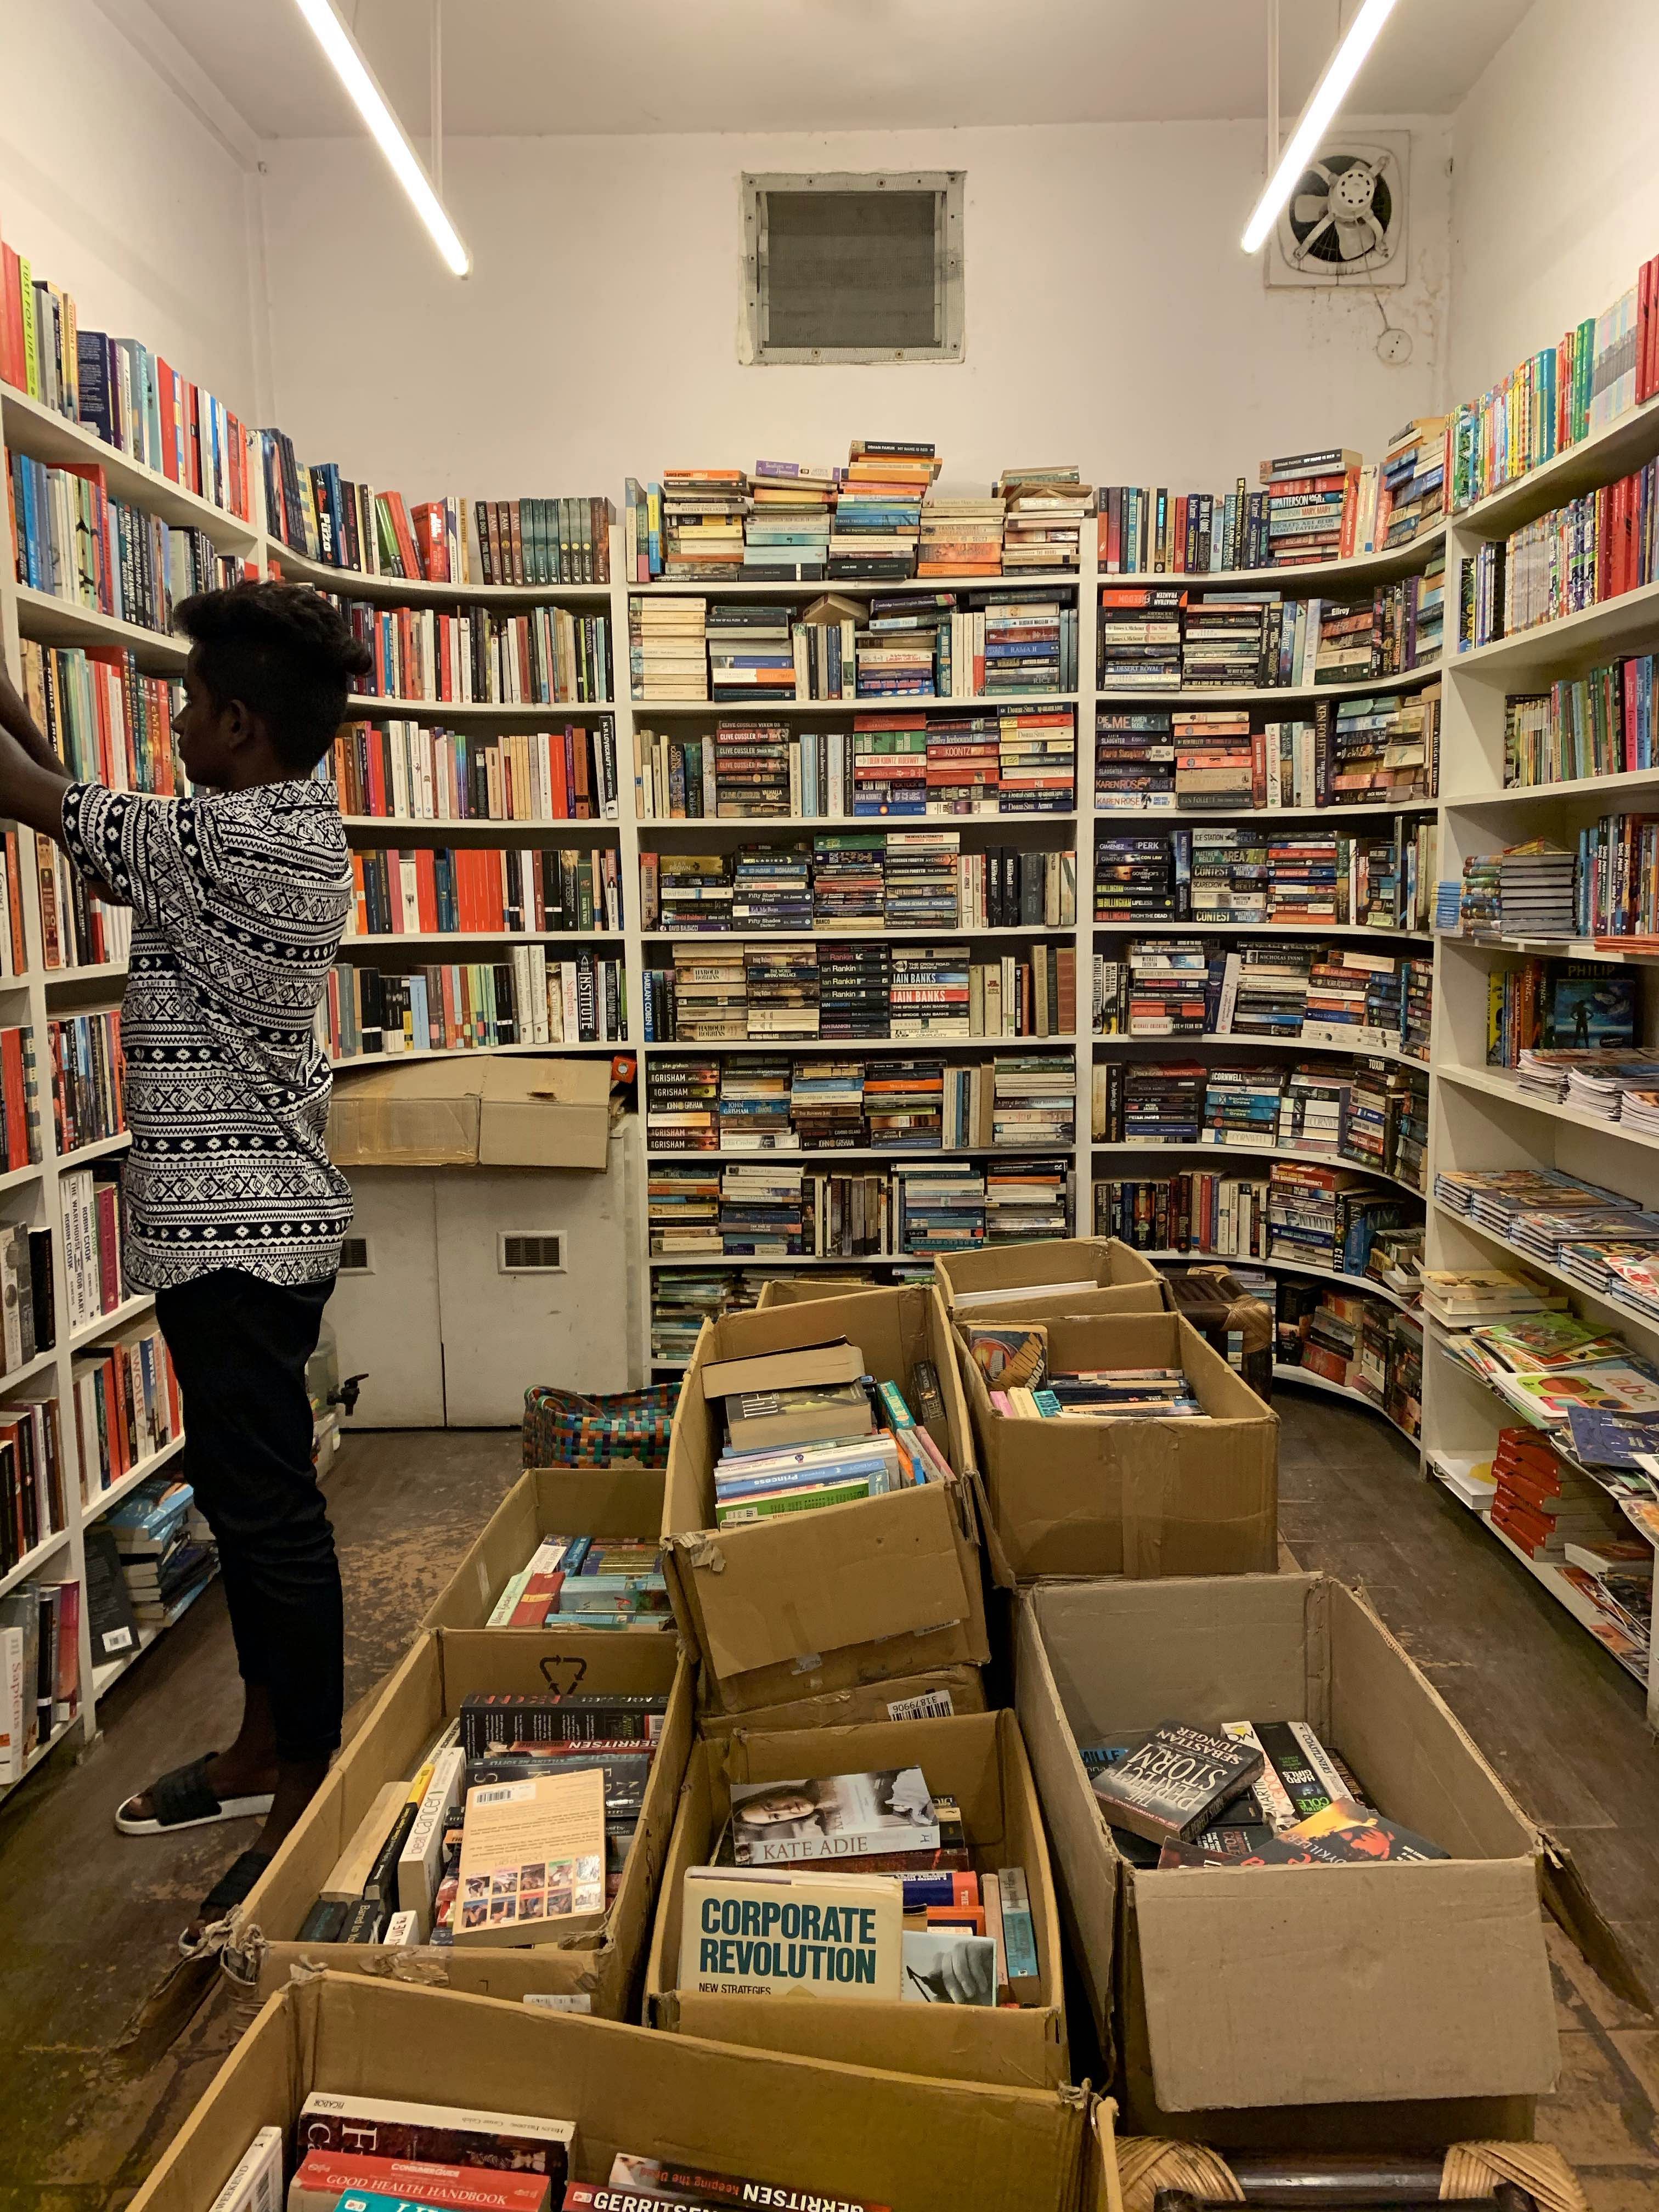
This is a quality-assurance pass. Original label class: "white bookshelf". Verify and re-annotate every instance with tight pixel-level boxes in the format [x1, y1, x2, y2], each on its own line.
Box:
[0, 381, 264, 1789]
[1425, 386, 1659, 1724]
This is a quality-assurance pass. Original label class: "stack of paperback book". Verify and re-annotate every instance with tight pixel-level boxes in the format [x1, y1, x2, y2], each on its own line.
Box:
[995, 464, 1091, 568]
[706, 604, 795, 703]
[1098, 586, 1184, 689]
[744, 459, 835, 578]
[629, 597, 708, 702]
[1085, 1717, 1446, 1867]
[107, 1473, 216, 1629]
[660, 470, 747, 581]
[917, 493, 1005, 576]
[831, 440, 940, 578]
[486, 1537, 671, 1627]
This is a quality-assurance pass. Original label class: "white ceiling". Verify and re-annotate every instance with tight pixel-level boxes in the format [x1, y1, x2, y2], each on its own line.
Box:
[120, 0, 1537, 142]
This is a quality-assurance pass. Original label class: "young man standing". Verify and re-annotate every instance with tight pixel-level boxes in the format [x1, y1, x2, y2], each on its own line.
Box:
[0, 581, 370, 1943]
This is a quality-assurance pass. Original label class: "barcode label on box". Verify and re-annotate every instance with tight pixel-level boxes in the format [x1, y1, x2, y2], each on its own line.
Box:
[888, 1688, 955, 1721]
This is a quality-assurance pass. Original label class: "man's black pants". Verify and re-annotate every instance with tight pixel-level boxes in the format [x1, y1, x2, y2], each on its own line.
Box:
[154, 1267, 341, 1765]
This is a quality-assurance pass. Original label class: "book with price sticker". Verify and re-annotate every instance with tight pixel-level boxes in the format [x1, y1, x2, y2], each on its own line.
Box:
[453, 1766, 607, 1945]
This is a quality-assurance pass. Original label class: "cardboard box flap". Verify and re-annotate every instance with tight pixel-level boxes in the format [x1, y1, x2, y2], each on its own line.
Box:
[937, 1238, 1160, 1307]
[1029, 1574, 1316, 1743]
[669, 1483, 974, 1679]
[1133, 1858, 1560, 2111]
[478, 1059, 616, 1110]
[128, 1974, 1098, 2212]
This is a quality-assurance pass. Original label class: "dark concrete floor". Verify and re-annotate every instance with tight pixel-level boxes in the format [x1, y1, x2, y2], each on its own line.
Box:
[2, 1399, 1658, 2208]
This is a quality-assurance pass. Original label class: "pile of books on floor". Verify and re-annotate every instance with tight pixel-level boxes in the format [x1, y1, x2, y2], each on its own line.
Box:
[995, 464, 1091, 568]
[1085, 1716, 1446, 1867]
[688, 1759, 1041, 2008]
[486, 1538, 672, 1628]
[296, 1685, 668, 1947]
[106, 1473, 217, 1633]
[629, 596, 708, 702]
[703, 1334, 951, 1526]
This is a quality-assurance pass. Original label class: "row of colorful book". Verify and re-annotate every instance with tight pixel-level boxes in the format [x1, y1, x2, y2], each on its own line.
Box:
[1098, 571, 1442, 692]
[343, 847, 623, 940]
[1091, 1056, 1426, 1194]
[1096, 428, 1446, 574]
[329, 721, 621, 823]
[1096, 688, 1438, 811]
[648, 1156, 1072, 1259]
[1457, 822, 1659, 943]
[1096, 815, 1438, 932]
[633, 708, 1076, 818]
[1503, 650, 1659, 787]
[639, 837, 1075, 933]
[646, 1054, 1076, 1153]
[623, 450, 1091, 583]
[323, 596, 611, 708]
[321, 952, 629, 1059]
[1459, 455, 1657, 649]
[1093, 939, 1432, 1062]
[643, 943, 1077, 1044]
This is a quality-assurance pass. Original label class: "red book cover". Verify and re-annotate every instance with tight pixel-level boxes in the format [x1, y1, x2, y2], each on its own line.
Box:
[4, 837, 27, 978]
[54, 1578, 80, 1713]
[184, 381, 202, 494]
[155, 362, 179, 482]
[1639, 258, 1656, 407]
[415, 847, 439, 934]
[411, 501, 451, 583]
[350, 854, 369, 937]
[1172, 494, 1188, 572]
[0, 1029, 26, 1170]
[94, 1186, 121, 1309]
[488, 849, 506, 932]
[293, 2153, 549, 2212]
[1338, 463, 1361, 558]
[509, 1571, 565, 1626]
[0, 243, 25, 390]
[366, 730, 386, 818]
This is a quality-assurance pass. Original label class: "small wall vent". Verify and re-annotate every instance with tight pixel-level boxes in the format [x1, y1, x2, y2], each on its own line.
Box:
[338, 1237, 373, 1273]
[499, 1232, 566, 1274]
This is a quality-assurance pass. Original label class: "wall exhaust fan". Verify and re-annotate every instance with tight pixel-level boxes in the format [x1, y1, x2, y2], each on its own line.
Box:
[1267, 133, 1408, 287]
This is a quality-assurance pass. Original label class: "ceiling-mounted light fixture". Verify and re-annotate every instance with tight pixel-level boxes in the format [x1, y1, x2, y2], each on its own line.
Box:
[1242, 0, 1401, 253]
[290, 0, 470, 276]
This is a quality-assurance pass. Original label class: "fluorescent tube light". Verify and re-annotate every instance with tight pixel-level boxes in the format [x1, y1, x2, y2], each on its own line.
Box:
[290, 0, 470, 276]
[1242, 0, 1401, 253]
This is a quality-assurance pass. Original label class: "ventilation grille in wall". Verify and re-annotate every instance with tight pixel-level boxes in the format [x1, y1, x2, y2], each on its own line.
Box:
[1267, 132, 1409, 288]
[499, 1232, 566, 1274]
[338, 1237, 372, 1273]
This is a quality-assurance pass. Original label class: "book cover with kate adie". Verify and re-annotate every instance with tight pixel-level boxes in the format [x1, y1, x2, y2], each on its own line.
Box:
[728, 1768, 939, 1865]
[679, 1866, 902, 1999]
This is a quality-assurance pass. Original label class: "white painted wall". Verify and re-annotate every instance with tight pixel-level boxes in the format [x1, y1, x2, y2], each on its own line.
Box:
[0, 0, 258, 419]
[257, 117, 1451, 499]
[1449, 0, 1659, 404]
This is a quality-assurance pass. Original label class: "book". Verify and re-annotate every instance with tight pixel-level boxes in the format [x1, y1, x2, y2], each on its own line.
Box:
[453, 1767, 608, 1945]
[289, 2155, 552, 2212]
[679, 1865, 902, 1998]
[605, 2158, 891, 2212]
[725, 1380, 874, 1452]
[901, 1927, 998, 2004]
[699, 1338, 865, 1400]
[730, 1767, 939, 1865]
[296, 2096, 575, 2180]
[1090, 1721, 1264, 1844]
[963, 1324, 1048, 1386]
[211, 2128, 284, 2212]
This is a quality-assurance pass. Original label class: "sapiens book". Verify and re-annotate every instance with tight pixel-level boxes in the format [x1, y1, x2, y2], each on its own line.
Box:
[730, 1767, 938, 1865]
[604, 2158, 891, 2212]
[296, 2095, 575, 2179]
[679, 1865, 902, 1999]
[453, 1767, 607, 1945]
[289, 2155, 552, 2212]
[1090, 1721, 1264, 1844]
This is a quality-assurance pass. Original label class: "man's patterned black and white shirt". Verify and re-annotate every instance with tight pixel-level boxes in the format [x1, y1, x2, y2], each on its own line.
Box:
[61, 778, 353, 1291]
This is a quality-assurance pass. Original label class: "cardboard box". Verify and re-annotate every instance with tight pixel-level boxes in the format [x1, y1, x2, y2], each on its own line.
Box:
[662, 1284, 990, 1716]
[229, 1629, 692, 2011]
[958, 1311, 1277, 1582]
[754, 1275, 903, 1308]
[330, 1059, 618, 1170]
[421, 1466, 670, 1633]
[125, 1974, 1119, 2212]
[934, 1238, 1163, 1312]
[646, 1709, 1068, 2089]
[1015, 1572, 1561, 2147]
[696, 1664, 989, 1742]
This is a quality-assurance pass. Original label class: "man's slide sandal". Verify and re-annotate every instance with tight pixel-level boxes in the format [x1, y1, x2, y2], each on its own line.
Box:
[114, 1752, 275, 1836]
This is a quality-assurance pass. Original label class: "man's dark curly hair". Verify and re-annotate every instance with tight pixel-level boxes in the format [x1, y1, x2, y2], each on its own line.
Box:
[174, 580, 373, 775]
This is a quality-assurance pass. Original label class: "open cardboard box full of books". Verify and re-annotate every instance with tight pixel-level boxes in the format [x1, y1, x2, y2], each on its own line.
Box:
[933, 1235, 1164, 1316]
[122, 1974, 1118, 2212]
[1015, 1570, 1561, 2148]
[645, 1708, 1066, 2090]
[421, 1466, 670, 1634]
[227, 1628, 692, 2010]
[957, 1310, 1278, 1581]
[661, 1282, 990, 1716]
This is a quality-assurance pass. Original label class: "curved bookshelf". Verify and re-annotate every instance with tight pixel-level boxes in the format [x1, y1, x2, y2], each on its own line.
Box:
[1125, 1246, 1418, 1314]
[274, 542, 611, 605]
[348, 693, 614, 720]
[633, 692, 1080, 716]
[1091, 1141, 1424, 1201]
